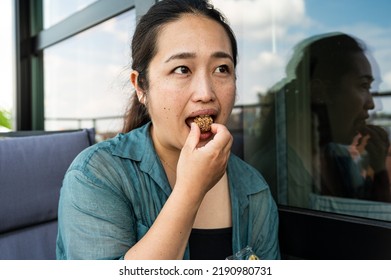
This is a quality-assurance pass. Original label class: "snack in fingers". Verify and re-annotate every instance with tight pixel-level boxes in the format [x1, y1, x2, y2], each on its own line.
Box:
[194, 115, 213, 132]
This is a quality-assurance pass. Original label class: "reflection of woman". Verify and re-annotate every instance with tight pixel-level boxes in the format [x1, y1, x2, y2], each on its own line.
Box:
[253, 32, 391, 206]
[56, 0, 280, 260]
[304, 33, 390, 202]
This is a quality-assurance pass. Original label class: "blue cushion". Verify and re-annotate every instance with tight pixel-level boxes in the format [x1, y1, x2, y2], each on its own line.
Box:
[0, 129, 94, 259]
[0, 129, 94, 233]
[0, 221, 58, 260]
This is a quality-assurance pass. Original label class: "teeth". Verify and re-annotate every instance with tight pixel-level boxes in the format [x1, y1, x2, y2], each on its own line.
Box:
[194, 115, 213, 132]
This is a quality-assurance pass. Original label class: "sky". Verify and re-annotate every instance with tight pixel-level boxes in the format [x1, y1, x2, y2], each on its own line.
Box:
[43, 0, 97, 28]
[1, 0, 391, 126]
[211, 0, 391, 105]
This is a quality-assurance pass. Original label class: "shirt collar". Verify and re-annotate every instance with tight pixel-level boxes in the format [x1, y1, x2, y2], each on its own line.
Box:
[112, 122, 152, 161]
[112, 122, 172, 197]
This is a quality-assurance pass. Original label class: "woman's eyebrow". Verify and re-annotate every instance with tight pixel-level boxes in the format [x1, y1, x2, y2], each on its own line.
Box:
[212, 51, 234, 62]
[365, 75, 374, 81]
[165, 52, 196, 63]
[164, 51, 233, 63]
[359, 74, 374, 82]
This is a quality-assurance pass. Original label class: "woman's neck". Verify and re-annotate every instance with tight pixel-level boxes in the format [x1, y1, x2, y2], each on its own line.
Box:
[150, 125, 180, 188]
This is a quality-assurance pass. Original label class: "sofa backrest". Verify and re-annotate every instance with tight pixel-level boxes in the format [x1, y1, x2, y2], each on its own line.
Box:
[0, 129, 95, 259]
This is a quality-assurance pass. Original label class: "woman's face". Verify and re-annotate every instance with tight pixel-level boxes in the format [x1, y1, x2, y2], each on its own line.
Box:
[139, 14, 236, 152]
[326, 52, 375, 144]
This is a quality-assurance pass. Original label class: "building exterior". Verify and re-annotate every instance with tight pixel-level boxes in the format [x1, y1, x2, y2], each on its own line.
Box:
[7, 0, 391, 259]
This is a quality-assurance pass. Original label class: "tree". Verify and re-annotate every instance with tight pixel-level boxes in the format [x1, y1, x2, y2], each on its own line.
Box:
[0, 109, 11, 130]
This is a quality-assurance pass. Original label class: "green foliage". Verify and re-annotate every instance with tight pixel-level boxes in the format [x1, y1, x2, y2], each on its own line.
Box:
[0, 109, 12, 129]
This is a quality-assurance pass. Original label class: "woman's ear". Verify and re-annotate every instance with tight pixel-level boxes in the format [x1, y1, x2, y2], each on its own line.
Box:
[310, 79, 331, 105]
[130, 70, 146, 104]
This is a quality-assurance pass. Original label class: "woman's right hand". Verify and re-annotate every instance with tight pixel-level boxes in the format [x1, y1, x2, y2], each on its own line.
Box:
[361, 125, 389, 173]
[175, 122, 233, 198]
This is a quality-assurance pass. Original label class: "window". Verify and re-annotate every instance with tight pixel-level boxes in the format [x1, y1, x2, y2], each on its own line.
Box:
[44, 10, 135, 138]
[213, 0, 391, 222]
[15, 0, 138, 138]
[43, 0, 98, 28]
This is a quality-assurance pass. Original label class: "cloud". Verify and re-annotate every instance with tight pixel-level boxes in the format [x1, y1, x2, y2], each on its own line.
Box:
[251, 51, 284, 71]
[212, 0, 391, 105]
[212, 0, 306, 26]
[44, 51, 129, 119]
[383, 71, 391, 91]
[101, 11, 135, 45]
[210, 0, 313, 104]
[212, 0, 310, 41]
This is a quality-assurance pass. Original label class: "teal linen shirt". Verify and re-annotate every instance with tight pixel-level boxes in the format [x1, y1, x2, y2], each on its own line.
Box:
[56, 122, 280, 260]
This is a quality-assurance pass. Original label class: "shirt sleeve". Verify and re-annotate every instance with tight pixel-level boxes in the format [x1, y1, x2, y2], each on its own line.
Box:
[56, 167, 136, 260]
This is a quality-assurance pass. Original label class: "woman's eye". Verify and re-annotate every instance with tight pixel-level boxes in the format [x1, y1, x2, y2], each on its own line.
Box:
[361, 83, 371, 91]
[173, 66, 190, 74]
[215, 65, 230, 73]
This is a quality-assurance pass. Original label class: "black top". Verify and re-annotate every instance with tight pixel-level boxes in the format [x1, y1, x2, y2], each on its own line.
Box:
[189, 227, 233, 260]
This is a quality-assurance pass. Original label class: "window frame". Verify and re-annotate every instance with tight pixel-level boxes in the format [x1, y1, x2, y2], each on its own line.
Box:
[279, 205, 391, 259]
[15, 0, 156, 130]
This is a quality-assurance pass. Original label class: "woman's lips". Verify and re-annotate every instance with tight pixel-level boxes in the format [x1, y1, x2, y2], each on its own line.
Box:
[185, 109, 217, 129]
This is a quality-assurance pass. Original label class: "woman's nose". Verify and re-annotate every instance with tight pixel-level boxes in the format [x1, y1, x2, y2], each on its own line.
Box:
[192, 73, 216, 102]
[366, 93, 375, 110]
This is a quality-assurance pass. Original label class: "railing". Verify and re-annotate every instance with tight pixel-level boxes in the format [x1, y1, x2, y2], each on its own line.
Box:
[44, 94, 391, 140]
[45, 116, 123, 129]
[45, 116, 124, 140]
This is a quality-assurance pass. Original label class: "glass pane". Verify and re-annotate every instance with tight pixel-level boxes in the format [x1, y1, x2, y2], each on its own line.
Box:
[0, 0, 15, 131]
[213, 0, 391, 221]
[44, 10, 135, 140]
[43, 0, 98, 29]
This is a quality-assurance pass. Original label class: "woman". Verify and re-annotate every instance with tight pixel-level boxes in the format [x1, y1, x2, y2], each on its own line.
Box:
[56, 0, 280, 260]
[296, 33, 390, 201]
[252, 32, 390, 208]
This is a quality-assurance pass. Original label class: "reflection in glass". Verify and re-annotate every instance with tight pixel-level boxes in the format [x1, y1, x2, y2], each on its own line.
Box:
[253, 33, 391, 220]
[217, 0, 391, 221]
[43, 0, 98, 28]
[44, 10, 135, 138]
[213, 0, 391, 105]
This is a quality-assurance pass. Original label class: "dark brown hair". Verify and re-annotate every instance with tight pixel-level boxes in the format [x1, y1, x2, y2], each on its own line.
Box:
[122, 0, 238, 132]
[292, 32, 366, 82]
